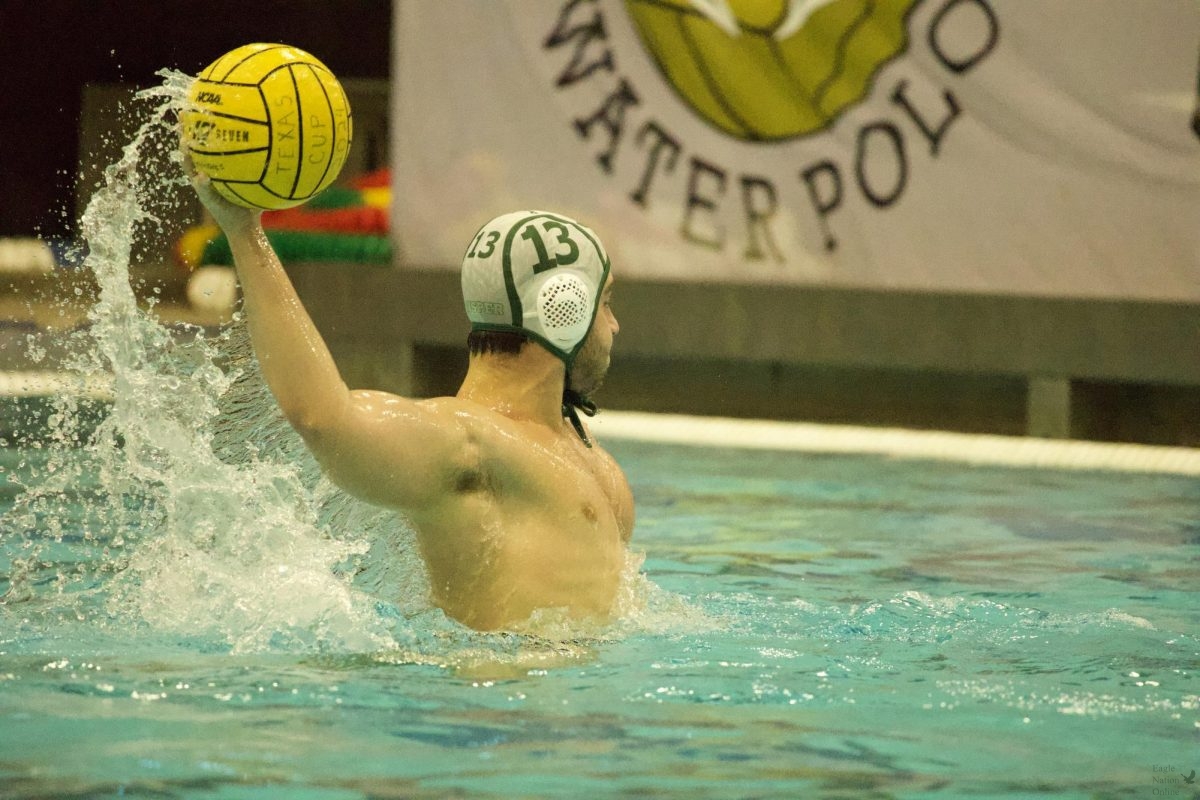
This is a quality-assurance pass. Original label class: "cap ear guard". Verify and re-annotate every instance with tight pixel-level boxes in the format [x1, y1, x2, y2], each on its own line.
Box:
[529, 272, 593, 348]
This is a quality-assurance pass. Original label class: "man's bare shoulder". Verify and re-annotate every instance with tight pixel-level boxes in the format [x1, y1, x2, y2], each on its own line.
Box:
[421, 395, 581, 468]
[411, 396, 619, 487]
[341, 392, 513, 446]
[299, 392, 520, 511]
[350, 392, 622, 483]
[409, 395, 526, 441]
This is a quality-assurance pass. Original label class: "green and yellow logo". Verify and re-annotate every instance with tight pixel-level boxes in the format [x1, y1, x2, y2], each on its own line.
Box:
[623, 0, 920, 141]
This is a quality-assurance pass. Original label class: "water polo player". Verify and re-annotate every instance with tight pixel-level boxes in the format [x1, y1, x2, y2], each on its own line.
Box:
[188, 174, 632, 631]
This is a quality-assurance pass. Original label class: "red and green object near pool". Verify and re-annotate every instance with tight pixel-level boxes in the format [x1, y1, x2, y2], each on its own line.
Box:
[176, 169, 393, 269]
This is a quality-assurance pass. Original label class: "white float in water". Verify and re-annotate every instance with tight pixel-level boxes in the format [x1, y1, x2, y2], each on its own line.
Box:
[186, 265, 238, 315]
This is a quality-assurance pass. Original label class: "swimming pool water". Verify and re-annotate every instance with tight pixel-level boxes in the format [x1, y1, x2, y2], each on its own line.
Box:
[2, 434, 1197, 799]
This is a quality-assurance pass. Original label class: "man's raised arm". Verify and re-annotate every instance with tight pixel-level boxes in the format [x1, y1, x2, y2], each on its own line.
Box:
[191, 172, 352, 436]
[188, 170, 470, 511]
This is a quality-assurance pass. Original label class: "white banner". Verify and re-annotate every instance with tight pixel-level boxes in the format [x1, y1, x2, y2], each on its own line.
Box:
[392, 0, 1200, 301]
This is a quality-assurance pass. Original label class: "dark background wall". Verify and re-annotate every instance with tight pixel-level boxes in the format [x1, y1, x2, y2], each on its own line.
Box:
[0, 0, 391, 239]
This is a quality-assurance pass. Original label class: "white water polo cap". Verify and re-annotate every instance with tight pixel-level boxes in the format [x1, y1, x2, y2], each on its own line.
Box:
[461, 210, 610, 367]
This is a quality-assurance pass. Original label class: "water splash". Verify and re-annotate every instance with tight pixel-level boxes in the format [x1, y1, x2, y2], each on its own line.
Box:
[1, 70, 410, 653]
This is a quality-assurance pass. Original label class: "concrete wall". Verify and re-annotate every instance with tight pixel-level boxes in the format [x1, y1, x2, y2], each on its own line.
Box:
[285, 263, 1200, 447]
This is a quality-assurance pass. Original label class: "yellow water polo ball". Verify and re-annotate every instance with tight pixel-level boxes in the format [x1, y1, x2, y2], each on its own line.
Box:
[624, 0, 918, 141]
[181, 43, 353, 210]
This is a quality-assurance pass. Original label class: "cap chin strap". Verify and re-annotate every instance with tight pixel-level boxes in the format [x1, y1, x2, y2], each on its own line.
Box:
[562, 385, 597, 448]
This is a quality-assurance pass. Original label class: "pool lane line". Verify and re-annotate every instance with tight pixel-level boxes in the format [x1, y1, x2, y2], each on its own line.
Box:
[0, 370, 115, 400]
[590, 411, 1200, 476]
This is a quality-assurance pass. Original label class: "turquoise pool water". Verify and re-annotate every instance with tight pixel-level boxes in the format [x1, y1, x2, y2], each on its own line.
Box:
[2, 430, 1197, 799]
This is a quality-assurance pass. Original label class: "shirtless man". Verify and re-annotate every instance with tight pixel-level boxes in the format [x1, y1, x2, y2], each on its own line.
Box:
[191, 178, 633, 631]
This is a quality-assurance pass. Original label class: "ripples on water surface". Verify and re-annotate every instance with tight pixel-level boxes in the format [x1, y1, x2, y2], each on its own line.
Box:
[0, 73, 1197, 799]
[3, 440, 1198, 798]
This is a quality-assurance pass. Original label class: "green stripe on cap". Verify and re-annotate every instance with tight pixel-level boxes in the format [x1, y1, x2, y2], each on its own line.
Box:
[499, 212, 545, 327]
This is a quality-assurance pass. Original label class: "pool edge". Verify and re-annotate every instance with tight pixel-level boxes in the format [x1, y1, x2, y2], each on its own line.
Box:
[591, 410, 1200, 476]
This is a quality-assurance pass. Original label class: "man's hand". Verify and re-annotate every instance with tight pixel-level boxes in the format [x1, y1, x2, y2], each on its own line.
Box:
[182, 153, 262, 236]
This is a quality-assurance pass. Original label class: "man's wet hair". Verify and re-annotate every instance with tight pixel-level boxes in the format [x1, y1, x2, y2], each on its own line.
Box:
[467, 329, 528, 356]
